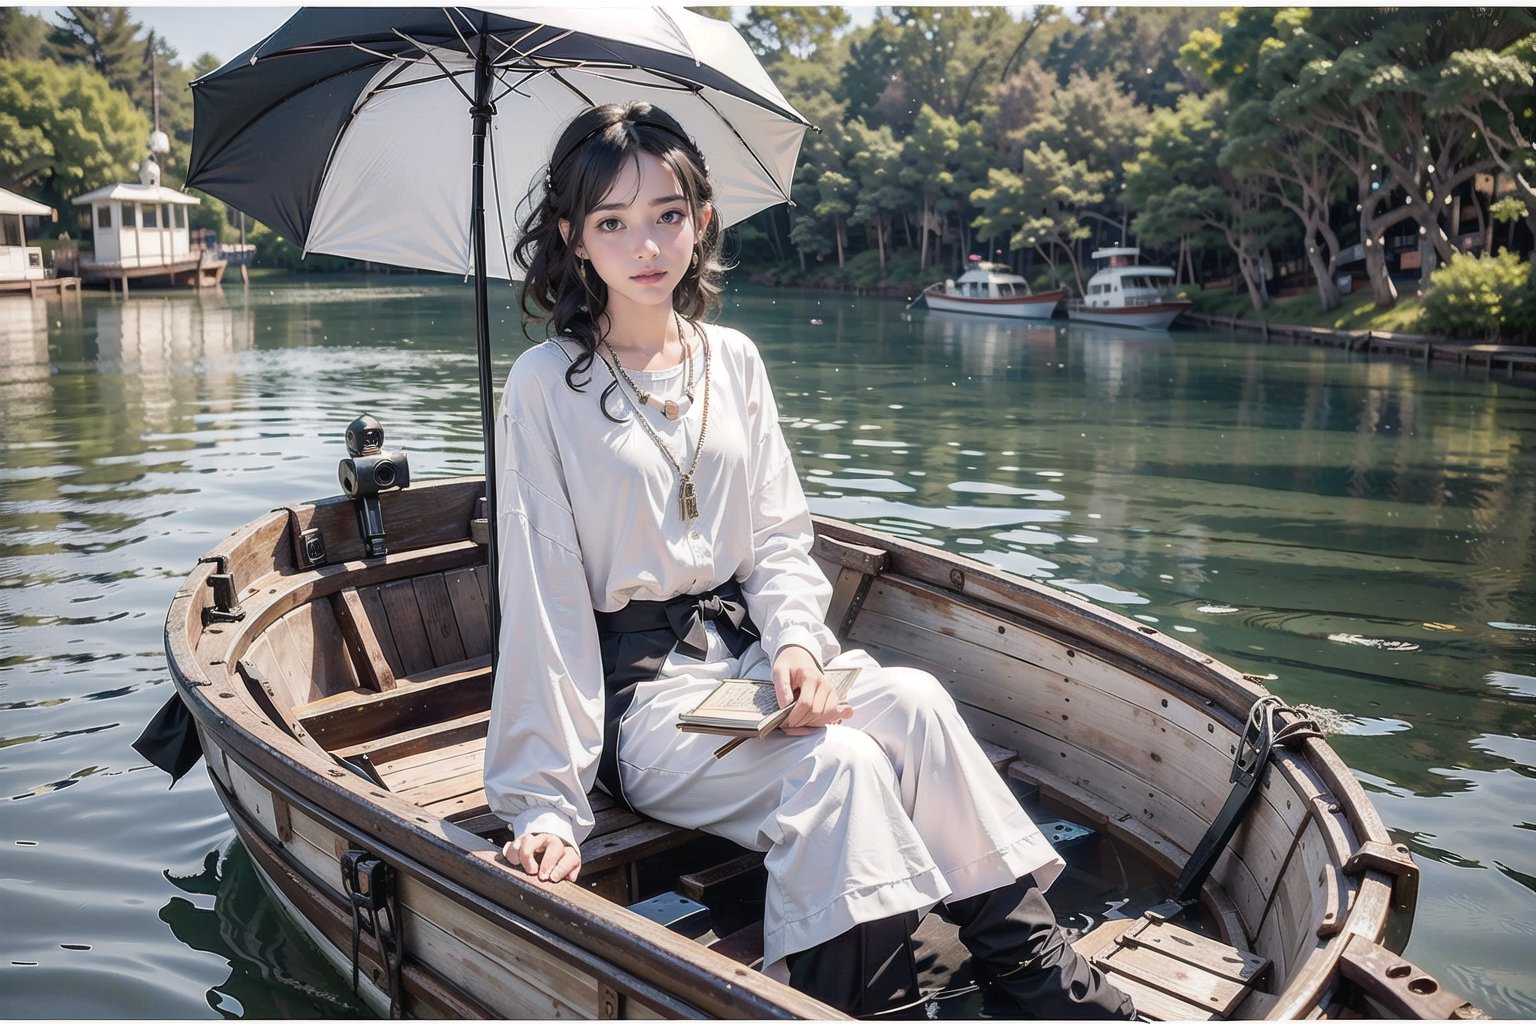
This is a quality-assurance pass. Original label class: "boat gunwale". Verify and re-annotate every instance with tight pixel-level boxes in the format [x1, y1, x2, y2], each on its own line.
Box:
[164, 479, 1410, 1020]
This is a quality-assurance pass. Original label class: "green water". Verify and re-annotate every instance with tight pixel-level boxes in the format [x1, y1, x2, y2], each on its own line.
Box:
[2, 278, 1533, 1016]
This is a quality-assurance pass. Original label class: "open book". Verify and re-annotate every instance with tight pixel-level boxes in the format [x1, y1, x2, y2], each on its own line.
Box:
[677, 668, 861, 739]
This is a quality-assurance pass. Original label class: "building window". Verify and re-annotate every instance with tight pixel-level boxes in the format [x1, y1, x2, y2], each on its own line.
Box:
[160, 204, 170, 228]
[172, 206, 184, 229]
[141, 204, 159, 228]
[96, 205, 112, 229]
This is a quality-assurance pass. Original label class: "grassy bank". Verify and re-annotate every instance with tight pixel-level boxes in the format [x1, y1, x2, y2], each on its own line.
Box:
[1187, 284, 1428, 335]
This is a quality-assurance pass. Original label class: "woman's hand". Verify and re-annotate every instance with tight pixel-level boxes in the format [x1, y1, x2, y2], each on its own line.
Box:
[504, 832, 582, 883]
[773, 645, 853, 735]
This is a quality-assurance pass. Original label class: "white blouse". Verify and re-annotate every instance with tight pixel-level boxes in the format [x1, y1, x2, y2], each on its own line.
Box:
[482, 323, 840, 847]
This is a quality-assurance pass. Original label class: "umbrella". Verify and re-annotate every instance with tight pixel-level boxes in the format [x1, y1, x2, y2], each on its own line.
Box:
[185, 6, 811, 632]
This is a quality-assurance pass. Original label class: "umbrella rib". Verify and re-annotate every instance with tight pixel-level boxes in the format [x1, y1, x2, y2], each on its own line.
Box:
[442, 6, 479, 57]
[484, 107, 518, 282]
[392, 28, 477, 107]
[695, 91, 793, 204]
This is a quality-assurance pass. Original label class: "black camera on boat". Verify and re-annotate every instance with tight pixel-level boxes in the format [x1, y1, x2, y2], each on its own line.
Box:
[339, 414, 411, 497]
[338, 414, 409, 559]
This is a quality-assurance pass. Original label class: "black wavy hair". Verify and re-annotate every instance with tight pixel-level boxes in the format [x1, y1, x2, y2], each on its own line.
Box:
[514, 102, 724, 397]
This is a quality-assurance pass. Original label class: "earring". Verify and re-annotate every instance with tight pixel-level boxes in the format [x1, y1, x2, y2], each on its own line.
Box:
[691, 249, 699, 268]
[577, 259, 588, 285]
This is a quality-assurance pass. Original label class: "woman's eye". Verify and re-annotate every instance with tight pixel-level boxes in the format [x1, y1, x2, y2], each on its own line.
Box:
[659, 210, 685, 225]
[597, 217, 623, 232]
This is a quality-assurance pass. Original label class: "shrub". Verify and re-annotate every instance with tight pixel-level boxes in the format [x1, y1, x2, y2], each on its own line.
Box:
[1422, 251, 1534, 343]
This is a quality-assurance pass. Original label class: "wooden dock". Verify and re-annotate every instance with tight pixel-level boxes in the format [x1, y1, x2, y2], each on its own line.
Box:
[75, 252, 227, 296]
[0, 276, 81, 297]
[1186, 312, 1536, 383]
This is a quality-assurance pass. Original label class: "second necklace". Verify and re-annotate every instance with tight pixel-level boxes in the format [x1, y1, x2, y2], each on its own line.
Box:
[598, 318, 711, 521]
[600, 311, 694, 420]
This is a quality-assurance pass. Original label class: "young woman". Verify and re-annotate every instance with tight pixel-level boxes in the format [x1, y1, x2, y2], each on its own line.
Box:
[483, 101, 1133, 1019]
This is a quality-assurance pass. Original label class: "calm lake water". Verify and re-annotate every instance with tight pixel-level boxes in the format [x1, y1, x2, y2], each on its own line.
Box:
[2, 277, 1534, 1017]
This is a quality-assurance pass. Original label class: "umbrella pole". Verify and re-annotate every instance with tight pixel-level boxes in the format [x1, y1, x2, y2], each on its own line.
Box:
[469, 32, 502, 660]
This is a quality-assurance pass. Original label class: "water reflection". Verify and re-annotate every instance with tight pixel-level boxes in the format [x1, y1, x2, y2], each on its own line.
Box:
[161, 841, 367, 1018]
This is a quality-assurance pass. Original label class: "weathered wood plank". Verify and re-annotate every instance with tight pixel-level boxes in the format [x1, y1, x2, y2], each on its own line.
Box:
[390, 761, 486, 807]
[332, 586, 398, 691]
[356, 583, 405, 679]
[581, 819, 698, 876]
[379, 577, 435, 675]
[331, 709, 490, 765]
[281, 480, 483, 568]
[1091, 969, 1215, 1021]
[811, 534, 891, 575]
[1100, 922, 1265, 1017]
[292, 656, 492, 749]
[303, 596, 361, 698]
[380, 735, 486, 781]
[445, 566, 493, 659]
[283, 802, 598, 1018]
[242, 632, 308, 710]
[413, 571, 467, 666]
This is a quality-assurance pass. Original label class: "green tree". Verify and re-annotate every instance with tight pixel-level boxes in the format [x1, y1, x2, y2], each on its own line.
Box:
[0, 58, 149, 217]
[46, 7, 146, 96]
[1125, 92, 1286, 312]
[1040, 6, 1218, 107]
[1183, 19, 1350, 310]
[899, 105, 986, 272]
[846, 120, 906, 277]
[1216, 8, 1530, 306]
[987, 60, 1057, 168]
[1435, 31, 1536, 241]
[738, 6, 848, 63]
[971, 143, 1111, 292]
[841, 7, 1018, 133]
[0, 9, 50, 60]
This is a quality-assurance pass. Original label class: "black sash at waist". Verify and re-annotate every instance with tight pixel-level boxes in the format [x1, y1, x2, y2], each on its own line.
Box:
[593, 580, 760, 811]
[594, 578, 759, 658]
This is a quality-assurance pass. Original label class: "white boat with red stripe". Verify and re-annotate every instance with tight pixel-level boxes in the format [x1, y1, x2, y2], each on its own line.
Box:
[916, 257, 1064, 320]
[1067, 247, 1191, 330]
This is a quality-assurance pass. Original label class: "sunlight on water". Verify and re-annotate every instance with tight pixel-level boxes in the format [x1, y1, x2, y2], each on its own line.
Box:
[2, 280, 1535, 1017]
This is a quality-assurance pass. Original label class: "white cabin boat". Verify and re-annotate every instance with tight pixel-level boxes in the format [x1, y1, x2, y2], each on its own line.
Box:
[919, 261, 1063, 320]
[1068, 247, 1190, 330]
[1, 187, 53, 284]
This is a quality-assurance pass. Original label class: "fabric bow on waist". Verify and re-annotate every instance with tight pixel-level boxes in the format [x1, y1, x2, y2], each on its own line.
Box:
[664, 590, 759, 659]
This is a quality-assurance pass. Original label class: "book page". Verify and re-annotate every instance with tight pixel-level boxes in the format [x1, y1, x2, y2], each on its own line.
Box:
[699, 680, 780, 717]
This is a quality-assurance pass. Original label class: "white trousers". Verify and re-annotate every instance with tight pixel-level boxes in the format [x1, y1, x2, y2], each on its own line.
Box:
[615, 624, 1064, 974]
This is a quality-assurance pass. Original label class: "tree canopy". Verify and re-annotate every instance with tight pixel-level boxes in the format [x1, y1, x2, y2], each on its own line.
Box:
[2, 4, 1531, 309]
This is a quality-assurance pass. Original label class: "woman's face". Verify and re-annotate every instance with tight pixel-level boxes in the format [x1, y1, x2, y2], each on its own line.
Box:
[567, 151, 710, 320]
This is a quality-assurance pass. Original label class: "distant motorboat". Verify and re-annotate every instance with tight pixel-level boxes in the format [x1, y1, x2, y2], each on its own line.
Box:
[1067, 247, 1191, 330]
[916, 259, 1064, 320]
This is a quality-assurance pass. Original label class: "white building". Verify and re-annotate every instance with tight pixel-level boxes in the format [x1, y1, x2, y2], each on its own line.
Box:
[0, 186, 53, 283]
[71, 182, 202, 269]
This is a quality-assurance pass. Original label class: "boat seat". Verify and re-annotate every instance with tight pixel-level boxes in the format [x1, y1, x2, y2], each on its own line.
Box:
[290, 655, 492, 750]
[1071, 917, 1273, 1021]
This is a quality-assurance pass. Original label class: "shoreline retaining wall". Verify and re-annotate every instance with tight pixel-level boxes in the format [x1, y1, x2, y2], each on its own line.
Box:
[1184, 312, 1536, 384]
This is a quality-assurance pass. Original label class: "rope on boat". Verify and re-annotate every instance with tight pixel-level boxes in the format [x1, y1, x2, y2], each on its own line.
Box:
[1146, 695, 1319, 924]
[342, 849, 405, 1017]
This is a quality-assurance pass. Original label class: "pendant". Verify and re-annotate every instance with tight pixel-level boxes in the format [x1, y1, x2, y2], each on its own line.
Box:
[662, 399, 680, 420]
[679, 480, 699, 520]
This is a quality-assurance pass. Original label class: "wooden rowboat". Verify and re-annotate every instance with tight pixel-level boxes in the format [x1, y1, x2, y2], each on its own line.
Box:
[162, 475, 1480, 1019]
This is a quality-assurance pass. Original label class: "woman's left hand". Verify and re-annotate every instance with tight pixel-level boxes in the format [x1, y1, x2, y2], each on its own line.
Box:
[773, 646, 853, 734]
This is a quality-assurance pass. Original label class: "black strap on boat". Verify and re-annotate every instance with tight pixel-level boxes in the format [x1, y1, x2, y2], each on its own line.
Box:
[1147, 696, 1319, 923]
[341, 849, 404, 1018]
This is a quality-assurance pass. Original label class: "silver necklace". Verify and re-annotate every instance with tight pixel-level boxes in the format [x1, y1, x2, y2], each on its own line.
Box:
[598, 319, 711, 520]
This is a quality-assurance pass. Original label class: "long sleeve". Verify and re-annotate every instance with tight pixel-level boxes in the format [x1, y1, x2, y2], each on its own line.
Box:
[481, 352, 605, 848]
[735, 335, 841, 667]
